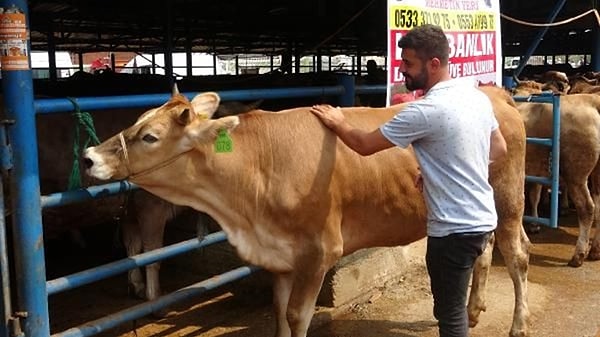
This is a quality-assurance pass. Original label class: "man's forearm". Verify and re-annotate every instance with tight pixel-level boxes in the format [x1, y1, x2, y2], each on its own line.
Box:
[331, 121, 373, 156]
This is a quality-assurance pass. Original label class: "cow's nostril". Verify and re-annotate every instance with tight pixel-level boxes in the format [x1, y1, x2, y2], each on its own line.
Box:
[83, 157, 94, 169]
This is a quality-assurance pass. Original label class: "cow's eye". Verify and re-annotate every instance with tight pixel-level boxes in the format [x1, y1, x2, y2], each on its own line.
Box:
[142, 134, 158, 143]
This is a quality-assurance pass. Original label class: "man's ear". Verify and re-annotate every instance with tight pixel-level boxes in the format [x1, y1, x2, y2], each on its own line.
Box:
[430, 57, 441, 70]
[191, 92, 221, 119]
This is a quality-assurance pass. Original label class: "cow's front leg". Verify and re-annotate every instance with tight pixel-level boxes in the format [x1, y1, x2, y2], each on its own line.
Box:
[285, 267, 328, 337]
[467, 233, 495, 327]
[285, 238, 342, 337]
[273, 272, 293, 337]
[122, 218, 145, 298]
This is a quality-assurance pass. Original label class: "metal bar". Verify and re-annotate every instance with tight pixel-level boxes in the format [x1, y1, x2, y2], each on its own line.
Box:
[41, 181, 138, 209]
[548, 95, 561, 228]
[355, 84, 387, 95]
[526, 137, 553, 147]
[51, 266, 261, 337]
[525, 176, 552, 186]
[513, 0, 567, 78]
[523, 215, 551, 226]
[47, 231, 227, 296]
[34, 86, 346, 115]
[0, 1, 50, 336]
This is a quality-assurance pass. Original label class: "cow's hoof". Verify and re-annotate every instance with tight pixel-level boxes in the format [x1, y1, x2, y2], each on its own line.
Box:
[567, 254, 585, 267]
[509, 329, 528, 337]
[468, 305, 485, 327]
[587, 246, 600, 261]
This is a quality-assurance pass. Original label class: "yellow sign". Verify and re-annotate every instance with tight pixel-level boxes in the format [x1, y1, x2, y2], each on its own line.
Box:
[389, 5, 495, 31]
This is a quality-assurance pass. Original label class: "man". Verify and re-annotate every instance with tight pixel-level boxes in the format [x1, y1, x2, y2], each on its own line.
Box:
[310, 24, 507, 337]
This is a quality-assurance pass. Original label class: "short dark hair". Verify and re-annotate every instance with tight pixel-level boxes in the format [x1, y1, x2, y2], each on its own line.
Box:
[397, 24, 449, 65]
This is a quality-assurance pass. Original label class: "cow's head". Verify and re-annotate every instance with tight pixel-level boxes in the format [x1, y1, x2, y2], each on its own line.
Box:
[84, 91, 239, 181]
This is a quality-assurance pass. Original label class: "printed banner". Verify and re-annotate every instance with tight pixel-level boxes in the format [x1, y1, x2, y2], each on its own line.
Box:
[0, 8, 29, 71]
[387, 0, 502, 105]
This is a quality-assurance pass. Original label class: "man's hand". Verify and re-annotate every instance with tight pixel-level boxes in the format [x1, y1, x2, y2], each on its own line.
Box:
[310, 104, 345, 130]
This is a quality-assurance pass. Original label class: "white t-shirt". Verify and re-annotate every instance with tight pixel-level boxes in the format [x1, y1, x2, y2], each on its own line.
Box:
[380, 78, 498, 237]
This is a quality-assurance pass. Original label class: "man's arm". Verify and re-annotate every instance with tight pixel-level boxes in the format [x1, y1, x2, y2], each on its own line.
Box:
[489, 128, 507, 163]
[310, 104, 394, 156]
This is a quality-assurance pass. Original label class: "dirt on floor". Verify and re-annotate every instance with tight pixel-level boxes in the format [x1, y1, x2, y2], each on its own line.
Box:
[48, 212, 600, 337]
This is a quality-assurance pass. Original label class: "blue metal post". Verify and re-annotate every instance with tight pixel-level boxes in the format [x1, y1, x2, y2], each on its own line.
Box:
[549, 94, 561, 228]
[513, 0, 567, 78]
[337, 74, 355, 107]
[0, 1, 50, 336]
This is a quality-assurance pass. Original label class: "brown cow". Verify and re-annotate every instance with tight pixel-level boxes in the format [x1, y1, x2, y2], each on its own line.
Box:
[568, 74, 600, 94]
[83, 87, 530, 337]
[517, 94, 600, 267]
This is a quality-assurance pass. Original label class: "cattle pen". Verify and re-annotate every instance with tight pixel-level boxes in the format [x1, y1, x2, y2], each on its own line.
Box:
[1, 62, 387, 336]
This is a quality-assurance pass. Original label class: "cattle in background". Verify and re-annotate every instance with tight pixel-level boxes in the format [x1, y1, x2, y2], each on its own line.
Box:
[511, 76, 569, 96]
[517, 94, 600, 267]
[34, 95, 258, 308]
[84, 86, 530, 337]
[568, 74, 600, 94]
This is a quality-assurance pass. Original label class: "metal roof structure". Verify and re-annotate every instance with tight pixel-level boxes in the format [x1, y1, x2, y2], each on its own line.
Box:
[28, 0, 388, 55]
[24, 0, 600, 57]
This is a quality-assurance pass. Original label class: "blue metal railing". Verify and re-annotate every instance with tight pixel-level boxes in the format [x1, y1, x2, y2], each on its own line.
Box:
[514, 92, 561, 228]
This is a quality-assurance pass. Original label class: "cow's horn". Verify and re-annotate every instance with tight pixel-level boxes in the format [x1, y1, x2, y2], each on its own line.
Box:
[172, 82, 180, 96]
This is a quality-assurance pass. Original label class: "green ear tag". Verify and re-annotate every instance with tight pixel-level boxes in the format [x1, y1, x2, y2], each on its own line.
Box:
[214, 129, 233, 153]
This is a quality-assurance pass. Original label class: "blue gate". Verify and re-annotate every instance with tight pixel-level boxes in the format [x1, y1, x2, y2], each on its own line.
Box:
[514, 92, 561, 228]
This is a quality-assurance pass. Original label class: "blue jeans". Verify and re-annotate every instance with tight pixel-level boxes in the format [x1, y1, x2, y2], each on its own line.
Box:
[426, 232, 491, 337]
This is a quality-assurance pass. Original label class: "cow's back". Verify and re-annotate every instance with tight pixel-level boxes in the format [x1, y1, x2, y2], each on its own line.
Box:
[231, 90, 525, 256]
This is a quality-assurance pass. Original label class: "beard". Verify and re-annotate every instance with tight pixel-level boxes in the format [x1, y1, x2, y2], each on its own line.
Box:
[403, 67, 428, 91]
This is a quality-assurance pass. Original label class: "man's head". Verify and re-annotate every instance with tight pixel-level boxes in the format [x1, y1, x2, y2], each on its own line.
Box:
[398, 24, 450, 91]
[366, 59, 377, 73]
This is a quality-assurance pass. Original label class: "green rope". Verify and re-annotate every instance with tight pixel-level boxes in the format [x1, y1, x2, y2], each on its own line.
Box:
[67, 97, 101, 190]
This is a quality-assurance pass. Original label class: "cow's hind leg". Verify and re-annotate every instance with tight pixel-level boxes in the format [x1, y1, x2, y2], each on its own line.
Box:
[588, 167, 600, 260]
[566, 182, 595, 267]
[496, 223, 531, 337]
[467, 233, 495, 327]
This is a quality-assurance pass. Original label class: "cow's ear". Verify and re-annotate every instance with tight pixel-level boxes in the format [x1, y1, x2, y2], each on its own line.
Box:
[191, 92, 220, 119]
[177, 108, 192, 125]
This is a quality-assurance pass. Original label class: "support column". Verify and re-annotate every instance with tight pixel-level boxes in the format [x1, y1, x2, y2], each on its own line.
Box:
[0, 1, 49, 336]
